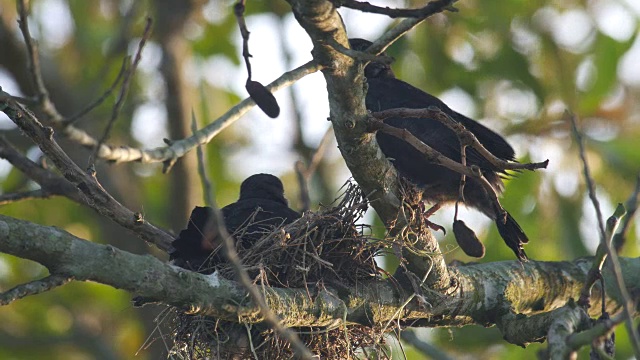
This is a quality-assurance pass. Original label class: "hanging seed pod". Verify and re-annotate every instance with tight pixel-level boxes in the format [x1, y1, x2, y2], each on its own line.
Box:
[246, 80, 280, 118]
[453, 220, 485, 258]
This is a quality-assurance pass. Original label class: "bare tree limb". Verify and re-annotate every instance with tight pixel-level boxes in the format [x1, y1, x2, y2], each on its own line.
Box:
[335, 0, 458, 18]
[372, 108, 549, 172]
[545, 302, 591, 360]
[0, 189, 53, 205]
[89, 17, 153, 165]
[54, 61, 321, 166]
[16, 0, 60, 120]
[613, 174, 640, 252]
[191, 110, 214, 208]
[0, 275, 72, 306]
[1, 214, 638, 345]
[0, 91, 174, 251]
[568, 111, 640, 356]
[0, 136, 83, 204]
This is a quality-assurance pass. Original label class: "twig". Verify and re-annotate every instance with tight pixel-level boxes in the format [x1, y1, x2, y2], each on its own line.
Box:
[0, 189, 53, 205]
[613, 174, 640, 252]
[567, 111, 640, 357]
[354, 0, 458, 56]
[0, 136, 83, 204]
[49, 61, 321, 165]
[306, 127, 334, 177]
[372, 108, 549, 172]
[16, 0, 60, 120]
[567, 312, 625, 355]
[205, 205, 315, 359]
[234, 0, 252, 80]
[328, 37, 394, 64]
[191, 110, 214, 208]
[0, 91, 174, 251]
[578, 204, 625, 308]
[0, 274, 72, 305]
[89, 17, 153, 165]
[400, 330, 453, 360]
[295, 161, 311, 212]
[295, 127, 335, 210]
[336, 0, 458, 18]
[64, 57, 129, 125]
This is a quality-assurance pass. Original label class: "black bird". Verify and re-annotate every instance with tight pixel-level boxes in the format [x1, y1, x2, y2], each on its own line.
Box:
[350, 38, 528, 261]
[171, 173, 301, 271]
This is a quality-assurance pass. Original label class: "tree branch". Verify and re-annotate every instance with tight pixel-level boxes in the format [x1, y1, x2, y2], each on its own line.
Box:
[1, 214, 638, 346]
[286, 0, 453, 291]
[0, 91, 174, 251]
[0, 275, 72, 305]
[335, 0, 458, 19]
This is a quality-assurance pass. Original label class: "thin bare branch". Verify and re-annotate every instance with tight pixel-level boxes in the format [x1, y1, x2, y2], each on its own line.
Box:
[400, 330, 453, 360]
[372, 108, 549, 172]
[0, 189, 53, 205]
[613, 174, 640, 252]
[0, 275, 72, 305]
[357, 0, 457, 56]
[0, 136, 83, 203]
[568, 111, 640, 357]
[16, 0, 59, 119]
[52, 60, 321, 165]
[367, 116, 507, 219]
[64, 57, 128, 125]
[578, 204, 625, 308]
[336, 0, 458, 18]
[89, 17, 153, 165]
[0, 91, 173, 251]
[191, 110, 214, 208]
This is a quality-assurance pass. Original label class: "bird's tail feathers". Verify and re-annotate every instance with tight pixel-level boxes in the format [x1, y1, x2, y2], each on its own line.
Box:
[496, 212, 529, 261]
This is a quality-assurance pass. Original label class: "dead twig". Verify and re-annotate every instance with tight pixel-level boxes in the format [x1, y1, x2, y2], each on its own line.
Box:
[0, 275, 72, 306]
[336, 0, 458, 18]
[567, 110, 640, 357]
[613, 174, 640, 252]
[0, 136, 83, 204]
[367, 116, 507, 220]
[16, 0, 61, 121]
[372, 108, 549, 172]
[64, 57, 129, 125]
[191, 110, 214, 208]
[89, 17, 153, 165]
[0, 91, 174, 251]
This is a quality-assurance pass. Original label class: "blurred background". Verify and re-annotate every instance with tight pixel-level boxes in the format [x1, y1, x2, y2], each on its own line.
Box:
[0, 0, 639, 358]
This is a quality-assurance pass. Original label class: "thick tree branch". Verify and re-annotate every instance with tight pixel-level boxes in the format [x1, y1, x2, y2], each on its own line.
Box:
[1, 214, 638, 347]
[286, 0, 453, 291]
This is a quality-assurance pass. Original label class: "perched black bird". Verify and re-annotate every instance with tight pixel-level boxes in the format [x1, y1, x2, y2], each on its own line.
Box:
[350, 38, 528, 261]
[170, 173, 301, 271]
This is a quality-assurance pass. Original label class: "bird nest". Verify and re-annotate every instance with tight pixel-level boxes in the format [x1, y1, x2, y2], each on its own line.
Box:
[168, 181, 392, 359]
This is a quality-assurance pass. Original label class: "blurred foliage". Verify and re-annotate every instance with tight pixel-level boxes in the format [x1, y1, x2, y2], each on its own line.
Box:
[0, 0, 639, 359]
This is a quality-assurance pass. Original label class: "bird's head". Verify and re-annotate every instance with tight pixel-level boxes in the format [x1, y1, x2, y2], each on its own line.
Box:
[348, 38, 395, 79]
[239, 173, 288, 205]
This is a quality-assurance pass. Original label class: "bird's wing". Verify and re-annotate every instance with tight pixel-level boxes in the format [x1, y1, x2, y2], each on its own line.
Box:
[222, 199, 300, 237]
[367, 78, 514, 171]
